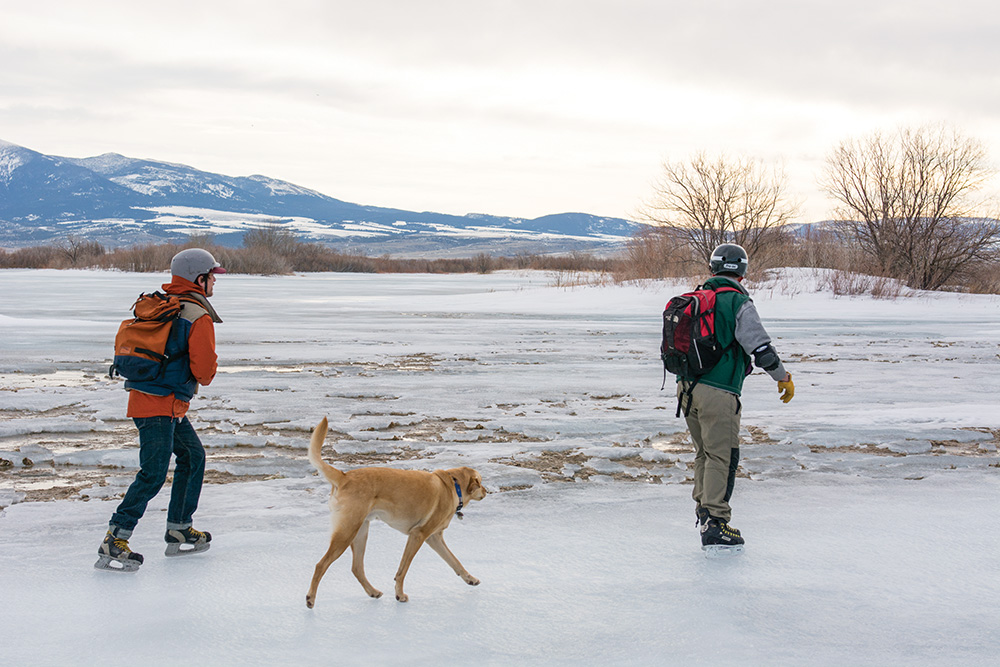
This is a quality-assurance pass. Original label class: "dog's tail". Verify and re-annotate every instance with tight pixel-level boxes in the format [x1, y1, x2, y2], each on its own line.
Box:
[309, 417, 345, 489]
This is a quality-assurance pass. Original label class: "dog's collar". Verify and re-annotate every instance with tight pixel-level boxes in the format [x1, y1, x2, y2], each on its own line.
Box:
[451, 477, 465, 520]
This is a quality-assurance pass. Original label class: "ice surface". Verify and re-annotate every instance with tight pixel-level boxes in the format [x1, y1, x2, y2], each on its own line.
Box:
[2, 476, 998, 665]
[0, 267, 999, 664]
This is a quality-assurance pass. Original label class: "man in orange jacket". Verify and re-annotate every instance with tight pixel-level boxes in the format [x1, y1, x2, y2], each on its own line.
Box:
[96, 248, 225, 572]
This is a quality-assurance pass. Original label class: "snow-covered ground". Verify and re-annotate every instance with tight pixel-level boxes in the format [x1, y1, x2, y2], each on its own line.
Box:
[1, 268, 998, 665]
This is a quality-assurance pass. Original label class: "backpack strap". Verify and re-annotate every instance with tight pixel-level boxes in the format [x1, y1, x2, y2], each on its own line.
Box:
[711, 285, 744, 296]
[708, 283, 744, 368]
[677, 377, 699, 418]
[177, 300, 210, 325]
[180, 292, 223, 323]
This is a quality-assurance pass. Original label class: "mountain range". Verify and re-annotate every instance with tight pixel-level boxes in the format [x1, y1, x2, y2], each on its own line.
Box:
[0, 139, 644, 256]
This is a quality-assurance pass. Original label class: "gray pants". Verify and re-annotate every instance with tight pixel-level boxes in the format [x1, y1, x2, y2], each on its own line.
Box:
[678, 381, 741, 522]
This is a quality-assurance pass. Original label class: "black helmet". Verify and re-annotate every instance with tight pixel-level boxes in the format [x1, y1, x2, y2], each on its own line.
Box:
[709, 244, 748, 277]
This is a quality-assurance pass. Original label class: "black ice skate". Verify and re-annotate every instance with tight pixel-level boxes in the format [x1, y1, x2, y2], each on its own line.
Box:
[164, 526, 212, 557]
[700, 518, 745, 559]
[95, 531, 144, 573]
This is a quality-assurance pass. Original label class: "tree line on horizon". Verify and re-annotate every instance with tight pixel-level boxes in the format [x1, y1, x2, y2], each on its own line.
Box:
[2, 124, 998, 294]
[0, 229, 621, 276]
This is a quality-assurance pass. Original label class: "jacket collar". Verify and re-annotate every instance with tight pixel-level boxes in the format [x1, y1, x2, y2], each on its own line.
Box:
[161, 276, 223, 323]
[162, 275, 203, 296]
[705, 274, 748, 295]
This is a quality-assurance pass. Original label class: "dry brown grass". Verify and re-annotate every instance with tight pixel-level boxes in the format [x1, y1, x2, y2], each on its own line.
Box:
[1, 238, 625, 275]
[4, 225, 997, 293]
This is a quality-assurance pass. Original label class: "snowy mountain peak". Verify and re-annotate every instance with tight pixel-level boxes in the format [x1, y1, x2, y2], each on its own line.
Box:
[0, 140, 645, 254]
[0, 141, 34, 183]
[69, 152, 141, 175]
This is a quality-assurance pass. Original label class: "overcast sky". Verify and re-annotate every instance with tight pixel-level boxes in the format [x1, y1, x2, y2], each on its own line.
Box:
[3, 0, 999, 222]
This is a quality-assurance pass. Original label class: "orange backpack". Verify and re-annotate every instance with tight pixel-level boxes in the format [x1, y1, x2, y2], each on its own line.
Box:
[109, 292, 197, 382]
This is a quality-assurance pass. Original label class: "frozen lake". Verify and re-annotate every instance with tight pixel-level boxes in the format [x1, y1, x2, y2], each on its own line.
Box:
[2, 268, 997, 500]
[1, 268, 998, 665]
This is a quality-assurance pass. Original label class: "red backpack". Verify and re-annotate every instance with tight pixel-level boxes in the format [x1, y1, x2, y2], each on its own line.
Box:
[660, 284, 741, 414]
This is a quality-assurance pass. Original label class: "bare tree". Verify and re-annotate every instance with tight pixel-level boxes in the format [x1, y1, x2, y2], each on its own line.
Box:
[822, 125, 999, 290]
[185, 232, 217, 249]
[243, 222, 301, 255]
[55, 235, 105, 267]
[637, 153, 798, 271]
[615, 225, 697, 281]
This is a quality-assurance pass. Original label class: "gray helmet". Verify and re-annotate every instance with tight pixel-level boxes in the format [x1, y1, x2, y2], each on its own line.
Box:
[709, 244, 748, 277]
[170, 248, 226, 282]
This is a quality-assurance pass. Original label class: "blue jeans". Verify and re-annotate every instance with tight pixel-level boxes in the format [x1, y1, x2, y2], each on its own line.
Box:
[109, 416, 206, 538]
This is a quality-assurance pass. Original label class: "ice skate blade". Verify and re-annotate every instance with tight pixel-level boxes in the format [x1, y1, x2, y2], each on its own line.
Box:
[165, 542, 211, 557]
[94, 555, 141, 573]
[702, 544, 745, 559]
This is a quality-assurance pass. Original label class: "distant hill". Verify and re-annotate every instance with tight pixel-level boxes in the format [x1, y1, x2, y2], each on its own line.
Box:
[0, 139, 645, 256]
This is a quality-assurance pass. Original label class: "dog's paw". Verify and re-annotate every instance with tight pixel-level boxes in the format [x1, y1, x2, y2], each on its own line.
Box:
[306, 595, 315, 609]
[395, 592, 409, 603]
[463, 574, 480, 586]
[369, 589, 383, 599]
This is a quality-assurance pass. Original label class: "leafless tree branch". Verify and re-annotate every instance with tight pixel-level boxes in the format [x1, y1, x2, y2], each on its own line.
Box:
[821, 125, 999, 290]
[637, 153, 798, 270]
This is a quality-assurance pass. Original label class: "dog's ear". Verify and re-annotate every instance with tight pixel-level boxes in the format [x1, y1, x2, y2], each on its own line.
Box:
[461, 467, 487, 498]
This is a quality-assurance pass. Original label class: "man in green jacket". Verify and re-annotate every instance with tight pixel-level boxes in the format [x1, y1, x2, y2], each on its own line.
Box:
[677, 244, 794, 557]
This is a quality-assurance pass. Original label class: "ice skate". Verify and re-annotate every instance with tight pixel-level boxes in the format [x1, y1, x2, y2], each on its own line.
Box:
[701, 518, 745, 559]
[95, 531, 144, 573]
[164, 526, 212, 557]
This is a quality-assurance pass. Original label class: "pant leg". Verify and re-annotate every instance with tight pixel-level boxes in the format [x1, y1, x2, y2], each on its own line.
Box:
[725, 446, 741, 503]
[684, 383, 741, 522]
[166, 417, 206, 528]
[680, 383, 707, 508]
[110, 416, 175, 537]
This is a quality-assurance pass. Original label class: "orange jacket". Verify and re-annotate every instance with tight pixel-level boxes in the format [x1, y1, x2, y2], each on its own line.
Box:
[127, 276, 218, 419]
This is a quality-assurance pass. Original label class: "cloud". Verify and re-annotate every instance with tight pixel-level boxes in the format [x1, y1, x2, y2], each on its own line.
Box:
[1, 0, 999, 221]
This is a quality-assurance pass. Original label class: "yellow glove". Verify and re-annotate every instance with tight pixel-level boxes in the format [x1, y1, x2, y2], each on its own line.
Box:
[778, 373, 794, 403]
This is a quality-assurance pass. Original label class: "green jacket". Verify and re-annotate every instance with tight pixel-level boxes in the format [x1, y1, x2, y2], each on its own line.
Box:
[677, 275, 752, 396]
